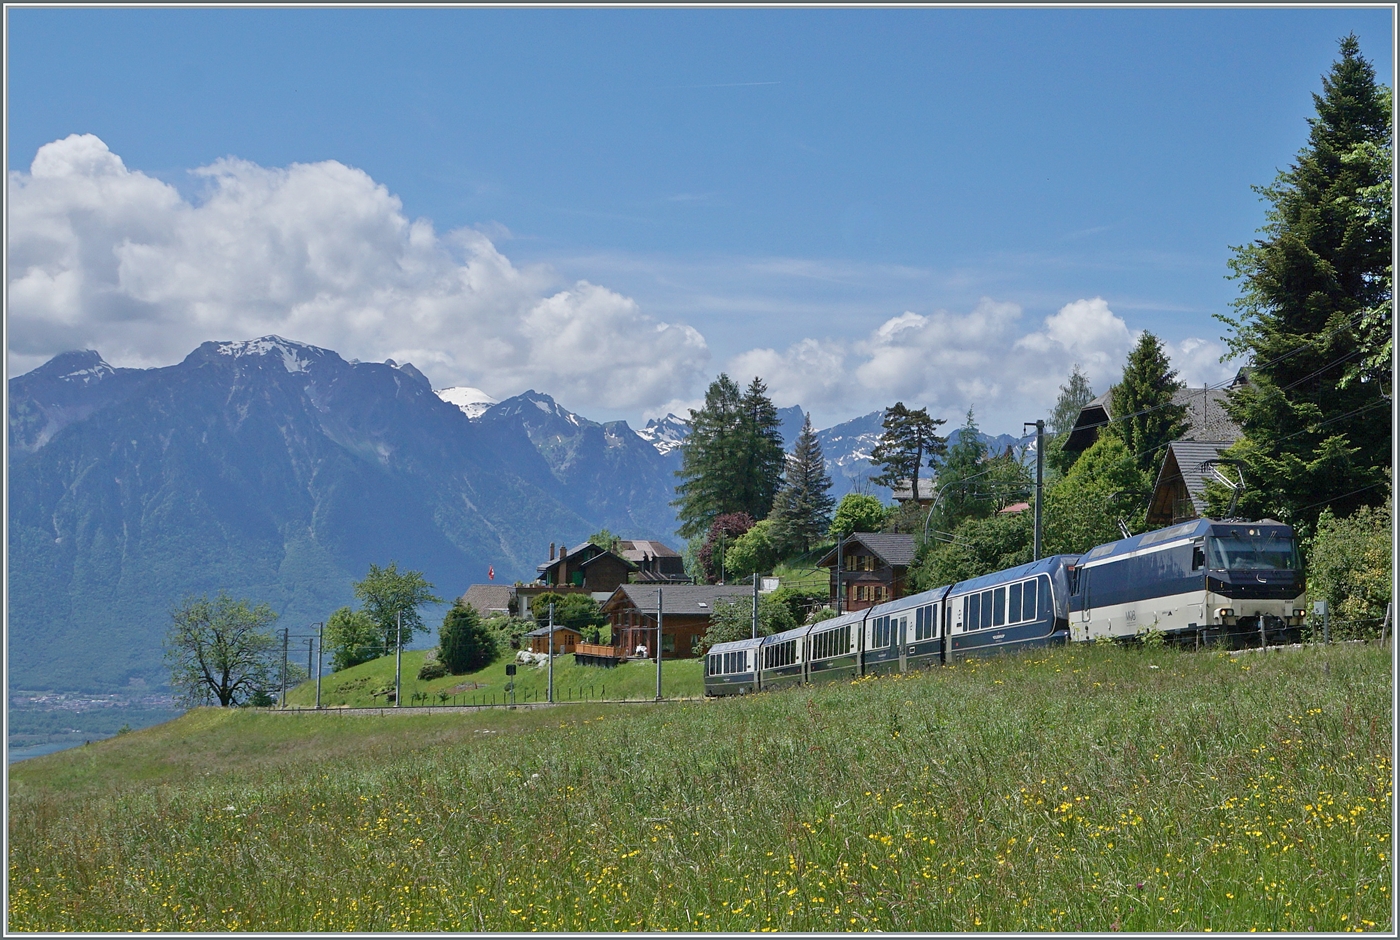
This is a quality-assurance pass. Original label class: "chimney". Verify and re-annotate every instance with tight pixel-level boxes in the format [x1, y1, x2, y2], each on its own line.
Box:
[558, 544, 567, 588]
[550, 542, 556, 561]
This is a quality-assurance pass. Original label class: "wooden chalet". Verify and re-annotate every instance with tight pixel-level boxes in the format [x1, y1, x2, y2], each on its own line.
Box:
[535, 541, 636, 592]
[525, 624, 582, 654]
[616, 539, 689, 582]
[597, 583, 754, 660]
[816, 532, 917, 612]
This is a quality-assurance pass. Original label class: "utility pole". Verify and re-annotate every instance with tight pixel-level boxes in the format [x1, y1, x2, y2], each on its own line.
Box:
[315, 621, 324, 710]
[1023, 419, 1044, 560]
[548, 602, 555, 704]
[279, 627, 289, 708]
[752, 571, 760, 640]
[306, 638, 314, 683]
[835, 534, 845, 614]
[655, 587, 663, 701]
[394, 610, 403, 707]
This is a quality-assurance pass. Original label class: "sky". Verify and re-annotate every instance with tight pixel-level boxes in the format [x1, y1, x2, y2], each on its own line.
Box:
[6, 6, 1394, 436]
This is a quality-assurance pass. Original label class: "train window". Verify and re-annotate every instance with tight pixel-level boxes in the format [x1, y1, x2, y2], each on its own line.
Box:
[1008, 582, 1022, 623]
[965, 594, 978, 632]
[707, 654, 718, 676]
[1023, 579, 1037, 621]
[980, 590, 993, 629]
[992, 588, 1006, 627]
[1192, 545, 1206, 570]
[1040, 576, 1051, 615]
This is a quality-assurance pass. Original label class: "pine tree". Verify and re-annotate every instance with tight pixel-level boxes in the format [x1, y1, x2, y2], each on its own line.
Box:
[1109, 331, 1187, 479]
[771, 413, 836, 553]
[672, 374, 744, 538]
[438, 600, 497, 675]
[869, 402, 948, 502]
[736, 377, 787, 520]
[672, 375, 786, 538]
[1213, 35, 1392, 531]
[930, 409, 990, 533]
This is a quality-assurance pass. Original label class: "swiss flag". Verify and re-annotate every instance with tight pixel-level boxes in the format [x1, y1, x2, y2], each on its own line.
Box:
[488, 565, 495, 581]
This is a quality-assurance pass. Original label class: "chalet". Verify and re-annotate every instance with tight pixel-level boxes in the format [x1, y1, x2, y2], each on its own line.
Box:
[524, 624, 582, 654]
[616, 539, 689, 582]
[459, 584, 516, 620]
[815, 532, 917, 612]
[535, 541, 636, 592]
[1061, 380, 1245, 529]
[600, 583, 754, 659]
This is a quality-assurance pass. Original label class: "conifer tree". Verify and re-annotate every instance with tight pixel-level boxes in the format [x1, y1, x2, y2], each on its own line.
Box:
[929, 409, 990, 533]
[672, 374, 744, 538]
[1109, 331, 1187, 479]
[673, 375, 786, 538]
[1213, 35, 1392, 531]
[736, 377, 787, 521]
[771, 413, 836, 553]
[869, 402, 948, 502]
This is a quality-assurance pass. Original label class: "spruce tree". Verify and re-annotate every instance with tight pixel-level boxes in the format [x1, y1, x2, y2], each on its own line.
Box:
[1213, 35, 1392, 531]
[930, 409, 990, 532]
[438, 600, 497, 674]
[1109, 331, 1186, 479]
[869, 402, 948, 502]
[736, 377, 787, 520]
[771, 413, 836, 553]
[672, 374, 744, 538]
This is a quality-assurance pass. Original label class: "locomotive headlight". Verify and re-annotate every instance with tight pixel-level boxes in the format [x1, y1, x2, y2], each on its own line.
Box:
[1216, 607, 1236, 623]
[1291, 608, 1306, 623]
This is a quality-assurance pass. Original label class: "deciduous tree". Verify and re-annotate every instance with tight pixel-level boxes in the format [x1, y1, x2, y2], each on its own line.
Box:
[353, 562, 442, 654]
[829, 493, 889, 539]
[164, 593, 278, 707]
[325, 606, 381, 671]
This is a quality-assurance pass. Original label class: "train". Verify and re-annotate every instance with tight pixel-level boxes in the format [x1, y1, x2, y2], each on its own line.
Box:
[704, 517, 1307, 697]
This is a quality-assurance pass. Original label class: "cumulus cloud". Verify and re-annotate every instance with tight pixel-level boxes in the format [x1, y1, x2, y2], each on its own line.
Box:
[1163, 336, 1242, 389]
[7, 134, 708, 411]
[726, 297, 1140, 431]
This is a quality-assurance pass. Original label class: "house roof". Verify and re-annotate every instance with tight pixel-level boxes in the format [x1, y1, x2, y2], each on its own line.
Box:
[815, 532, 917, 569]
[524, 624, 583, 637]
[617, 539, 681, 561]
[536, 542, 636, 575]
[1063, 385, 1243, 454]
[1153, 439, 1238, 519]
[602, 583, 754, 616]
[460, 584, 514, 617]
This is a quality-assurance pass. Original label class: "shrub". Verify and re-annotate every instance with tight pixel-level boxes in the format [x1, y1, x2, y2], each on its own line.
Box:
[439, 601, 498, 674]
[417, 659, 448, 681]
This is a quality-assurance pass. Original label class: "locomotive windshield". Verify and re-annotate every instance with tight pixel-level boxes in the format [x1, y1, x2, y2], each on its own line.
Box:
[1207, 529, 1299, 571]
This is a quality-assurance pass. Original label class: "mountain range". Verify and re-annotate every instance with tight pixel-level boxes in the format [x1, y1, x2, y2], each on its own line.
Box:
[8, 335, 1023, 693]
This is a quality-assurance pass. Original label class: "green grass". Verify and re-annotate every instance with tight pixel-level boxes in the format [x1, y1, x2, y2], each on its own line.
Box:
[284, 650, 703, 708]
[8, 643, 1391, 931]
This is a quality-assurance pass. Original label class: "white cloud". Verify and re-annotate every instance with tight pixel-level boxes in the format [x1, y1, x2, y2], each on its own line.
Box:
[7, 135, 708, 411]
[728, 296, 1139, 432]
[1164, 336, 1241, 389]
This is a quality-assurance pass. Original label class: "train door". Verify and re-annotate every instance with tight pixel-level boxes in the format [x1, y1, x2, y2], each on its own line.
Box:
[898, 615, 908, 673]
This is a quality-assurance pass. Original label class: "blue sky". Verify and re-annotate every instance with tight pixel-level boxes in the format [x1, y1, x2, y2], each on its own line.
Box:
[6, 7, 1394, 434]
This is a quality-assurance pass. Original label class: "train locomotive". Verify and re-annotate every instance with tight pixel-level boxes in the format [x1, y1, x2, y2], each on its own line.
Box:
[704, 517, 1306, 697]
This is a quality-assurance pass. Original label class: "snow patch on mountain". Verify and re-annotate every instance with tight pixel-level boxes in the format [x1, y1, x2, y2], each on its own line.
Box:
[635, 414, 691, 456]
[216, 335, 316, 374]
[436, 386, 497, 419]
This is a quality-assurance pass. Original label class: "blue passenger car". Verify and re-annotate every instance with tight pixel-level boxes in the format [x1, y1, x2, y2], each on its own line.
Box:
[862, 587, 949, 673]
[946, 555, 1075, 659]
[805, 611, 863, 684]
[758, 624, 811, 691]
[704, 637, 762, 696]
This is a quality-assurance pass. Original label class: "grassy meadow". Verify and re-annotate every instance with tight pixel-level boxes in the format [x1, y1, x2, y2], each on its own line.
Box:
[283, 649, 704, 708]
[7, 642, 1392, 932]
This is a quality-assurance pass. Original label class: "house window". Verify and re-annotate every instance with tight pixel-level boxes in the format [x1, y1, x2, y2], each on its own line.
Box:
[662, 634, 675, 653]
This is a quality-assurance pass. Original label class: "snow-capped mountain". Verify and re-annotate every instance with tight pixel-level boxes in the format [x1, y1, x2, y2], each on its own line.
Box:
[435, 385, 497, 419]
[635, 413, 691, 455]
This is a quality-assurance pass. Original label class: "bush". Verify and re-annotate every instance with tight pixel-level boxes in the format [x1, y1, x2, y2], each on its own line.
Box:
[829, 494, 889, 539]
[417, 659, 448, 681]
[325, 607, 382, 672]
[723, 520, 782, 579]
[1306, 491, 1392, 637]
[439, 601, 499, 674]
